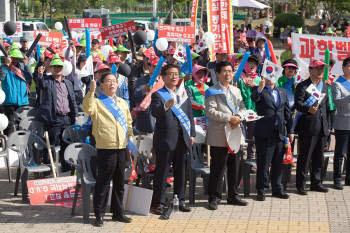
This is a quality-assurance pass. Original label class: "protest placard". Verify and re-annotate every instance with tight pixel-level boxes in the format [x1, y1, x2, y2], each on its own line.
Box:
[291, 32, 350, 75]
[68, 18, 102, 32]
[158, 24, 196, 43]
[99, 21, 136, 40]
[27, 176, 81, 205]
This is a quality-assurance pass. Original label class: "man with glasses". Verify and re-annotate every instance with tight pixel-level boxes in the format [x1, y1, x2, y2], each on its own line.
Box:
[205, 61, 248, 210]
[150, 64, 195, 215]
[83, 73, 133, 227]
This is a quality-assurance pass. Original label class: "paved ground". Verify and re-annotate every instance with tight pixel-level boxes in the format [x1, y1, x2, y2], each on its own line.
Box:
[0, 163, 350, 233]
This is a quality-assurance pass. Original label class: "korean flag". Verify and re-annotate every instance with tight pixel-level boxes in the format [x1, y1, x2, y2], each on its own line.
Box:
[196, 39, 208, 53]
[261, 59, 283, 83]
[174, 44, 186, 63]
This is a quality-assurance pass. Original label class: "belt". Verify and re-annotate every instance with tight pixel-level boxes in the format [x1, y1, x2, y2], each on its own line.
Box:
[56, 112, 69, 117]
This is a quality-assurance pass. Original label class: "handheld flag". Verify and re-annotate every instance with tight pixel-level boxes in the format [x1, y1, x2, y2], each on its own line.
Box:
[261, 59, 283, 83]
[174, 44, 186, 63]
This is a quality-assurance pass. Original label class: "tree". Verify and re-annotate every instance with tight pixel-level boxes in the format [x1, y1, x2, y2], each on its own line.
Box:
[320, 0, 350, 24]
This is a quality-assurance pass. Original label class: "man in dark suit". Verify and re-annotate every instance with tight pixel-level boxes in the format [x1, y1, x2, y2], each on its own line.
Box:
[251, 75, 292, 201]
[150, 64, 195, 215]
[295, 58, 330, 195]
[36, 54, 78, 172]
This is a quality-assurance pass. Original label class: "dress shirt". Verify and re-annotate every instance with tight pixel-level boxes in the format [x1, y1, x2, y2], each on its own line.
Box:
[55, 79, 70, 115]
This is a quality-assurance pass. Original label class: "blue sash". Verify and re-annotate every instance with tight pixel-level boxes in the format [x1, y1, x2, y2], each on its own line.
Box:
[205, 88, 246, 138]
[205, 88, 238, 114]
[336, 76, 350, 93]
[157, 88, 191, 137]
[98, 94, 138, 155]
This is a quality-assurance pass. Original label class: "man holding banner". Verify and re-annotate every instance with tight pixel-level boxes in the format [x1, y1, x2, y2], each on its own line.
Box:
[150, 64, 195, 215]
[83, 73, 133, 226]
[294, 58, 330, 195]
[205, 61, 248, 210]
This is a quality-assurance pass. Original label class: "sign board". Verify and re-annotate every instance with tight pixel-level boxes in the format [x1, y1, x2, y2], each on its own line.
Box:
[291, 32, 350, 75]
[99, 21, 136, 40]
[158, 24, 196, 43]
[34, 30, 65, 47]
[27, 176, 81, 205]
[0, 22, 23, 37]
[68, 18, 102, 31]
[190, 0, 199, 27]
[207, 0, 233, 56]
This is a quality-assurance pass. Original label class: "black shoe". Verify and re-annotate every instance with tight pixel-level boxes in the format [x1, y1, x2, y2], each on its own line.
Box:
[333, 183, 344, 190]
[112, 214, 132, 223]
[297, 188, 307, 195]
[22, 196, 30, 204]
[310, 185, 328, 193]
[272, 192, 289, 199]
[93, 217, 103, 227]
[150, 205, 164, 215]
[179, 204, 191, 212]
[256, 193, 265, 201]
[227, 197, 248, 206]
[345, 180, 350, 186]
[208, 200, 218, 210]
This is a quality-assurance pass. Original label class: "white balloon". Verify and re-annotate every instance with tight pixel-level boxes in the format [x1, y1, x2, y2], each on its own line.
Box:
[55, 22, 63, 31]
[62, 60, 73, 76]
[0, 89, 5, 104]
[155, 38, 168, 51]
[146, 30, 155, 41]
[0, 114, 8, 131]
[203, 32, 215, 46]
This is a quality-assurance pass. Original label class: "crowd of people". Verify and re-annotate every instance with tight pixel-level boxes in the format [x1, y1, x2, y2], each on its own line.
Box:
[0, 23, 349, 227]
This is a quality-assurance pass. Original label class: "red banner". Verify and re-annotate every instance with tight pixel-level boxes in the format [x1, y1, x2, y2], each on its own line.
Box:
[190, 0, 199, 27]
[27, 176, 81, 205]
[99, 21, 136, 40]
[207, 0, 233, 56]
[158, 24, 196, 43]
[68, 18, 102, 31]
[34, 30, 65, 47]
[347, 26, 350, 38]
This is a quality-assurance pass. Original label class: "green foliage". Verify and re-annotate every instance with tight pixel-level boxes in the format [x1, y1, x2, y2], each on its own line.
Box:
[273, 14, 304, 28]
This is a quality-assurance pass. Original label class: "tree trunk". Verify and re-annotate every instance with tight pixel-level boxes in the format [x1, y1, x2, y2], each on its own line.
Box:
[42, 0, 46, 23]
[170, 0, 174, 25]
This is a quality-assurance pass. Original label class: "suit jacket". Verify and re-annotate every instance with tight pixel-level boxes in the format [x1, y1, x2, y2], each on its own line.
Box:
[133, 74, 155, 133]
[332, 80, 350, 130]
[36, 75, 78, 126]
[205, 83, 247, 147]
[151, 86, 195, 151]
[251, 86, 292, 140]
[294, 78, 330, 136]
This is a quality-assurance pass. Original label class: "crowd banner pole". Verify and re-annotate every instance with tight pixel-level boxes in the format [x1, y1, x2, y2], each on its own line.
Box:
[44, 131, 57, 178]
[26, 33, 42, 58]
